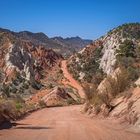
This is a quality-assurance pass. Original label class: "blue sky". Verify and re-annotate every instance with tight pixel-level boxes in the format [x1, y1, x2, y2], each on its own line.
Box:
[0, 0, 140, 39]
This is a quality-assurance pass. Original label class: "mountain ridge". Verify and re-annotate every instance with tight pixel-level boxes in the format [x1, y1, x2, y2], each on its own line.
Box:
[68, 23, 140, 83]
[0, 28, 92, 57]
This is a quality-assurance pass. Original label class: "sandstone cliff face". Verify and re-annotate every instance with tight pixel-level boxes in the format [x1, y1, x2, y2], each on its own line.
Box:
[0, 30, 63, 98]
[1, 42, 62, 84]
[4, 43, 34, 82]
[99, 33, 121, 74]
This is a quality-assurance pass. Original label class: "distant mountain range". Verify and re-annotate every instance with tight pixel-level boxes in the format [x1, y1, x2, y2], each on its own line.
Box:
[0, 28, 92, 57]
[51, 36, 91, 56]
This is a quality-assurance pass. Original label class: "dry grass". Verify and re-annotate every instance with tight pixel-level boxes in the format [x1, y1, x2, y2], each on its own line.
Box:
[0, 97, 43, 125]
[82, 83, 97, 101]
[0, 99, 18, 121]
[82, 68, 131, 115]
[104, 68, 130, 98]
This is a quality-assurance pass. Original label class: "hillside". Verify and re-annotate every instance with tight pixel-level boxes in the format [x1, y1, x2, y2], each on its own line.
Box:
[68, 23, 140, 127]
[68, 23, 140, 83]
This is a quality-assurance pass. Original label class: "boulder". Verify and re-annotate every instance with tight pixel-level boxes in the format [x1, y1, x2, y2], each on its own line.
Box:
[135, 77, 140, 87]
[42, 87, 75, 107]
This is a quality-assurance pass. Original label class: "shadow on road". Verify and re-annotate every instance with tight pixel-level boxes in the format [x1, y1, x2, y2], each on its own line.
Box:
[15, 126, 52, 130]
[0, 121, 52, 130]
[0, 121, 30, 130]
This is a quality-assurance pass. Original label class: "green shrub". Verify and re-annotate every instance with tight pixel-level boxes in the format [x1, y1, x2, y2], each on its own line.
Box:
[15, 102, 23, 110]
[39, 100, 46, 108]
[67, 98, 75, 105]
[59, 69, 63, 74]
[1, 84, 10, 97]
[116, 40, 135, 58]
[10, 86, 17, 93]
[127, 67, 139, 81]
[48, 83, 53, 89]
[23, 82, 29, 89]
[0, 100, 17, 120]
[31, 81, 42, 90]
[77, 53, 82, 59]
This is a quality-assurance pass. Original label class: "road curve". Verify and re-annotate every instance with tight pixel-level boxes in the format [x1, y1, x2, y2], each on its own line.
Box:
[1, 105, 140, 140]
[1, 60, 140, 140]
[61, 60, 85, 98]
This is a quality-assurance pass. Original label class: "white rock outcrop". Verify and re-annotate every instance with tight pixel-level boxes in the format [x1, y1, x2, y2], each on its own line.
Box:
[99, 34, 120, 75]
[135, 78, 140, 87]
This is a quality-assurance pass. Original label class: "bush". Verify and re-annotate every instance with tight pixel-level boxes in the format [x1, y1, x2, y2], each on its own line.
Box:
[1, 84, 10, 97]
[31, 81, 42, 90]
[127, 67, 139, 81]
[48, 83, 53, 89]
[99, 94, 111, 109]
[83, 83, 97, 101]
[94, 105, 101, 115]
[104, 68, 130, 98]
[115, 39, 140, 82]
[0, 100, 17, 120]
[15, 102, 23, 110]
[9, 85, 17, 93]
[22, 82, 29, 89]
[38, 100, 46, 108]
[116, 56, 135, 68]
[83, 67, 131, 115]
[59, 69, 63, 74]
[67, 98, 75, 105]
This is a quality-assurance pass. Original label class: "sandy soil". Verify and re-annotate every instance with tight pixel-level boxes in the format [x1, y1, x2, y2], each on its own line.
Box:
[1, 105, 140, 140]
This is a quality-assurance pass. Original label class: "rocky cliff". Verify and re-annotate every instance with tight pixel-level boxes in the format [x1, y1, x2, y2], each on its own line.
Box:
[68, 23, 140, 127]
[68, 23, 140, 83]
[0, 29, 63, 98]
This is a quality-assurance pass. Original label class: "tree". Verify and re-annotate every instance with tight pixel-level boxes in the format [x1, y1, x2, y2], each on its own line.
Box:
[116, 40, 135, 58]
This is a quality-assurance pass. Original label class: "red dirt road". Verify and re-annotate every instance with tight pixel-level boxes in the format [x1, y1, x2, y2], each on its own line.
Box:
[1, 105, 140, 140]
[1, 60, 140, 140]
[61, 60, 85, 98]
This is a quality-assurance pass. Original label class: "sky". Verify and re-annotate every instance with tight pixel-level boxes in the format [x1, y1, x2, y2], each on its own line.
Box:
[0, 0, 140, 39]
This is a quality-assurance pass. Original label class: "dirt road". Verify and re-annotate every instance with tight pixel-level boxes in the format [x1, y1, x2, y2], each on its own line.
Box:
[61, 60, 85, 98]
[1, 60, 140, 140]
[1, 105, 140, 140]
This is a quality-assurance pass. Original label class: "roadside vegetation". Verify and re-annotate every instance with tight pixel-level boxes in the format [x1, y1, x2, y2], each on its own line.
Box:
[116, 39, 140, 81]
[83, 67, 132, 115]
